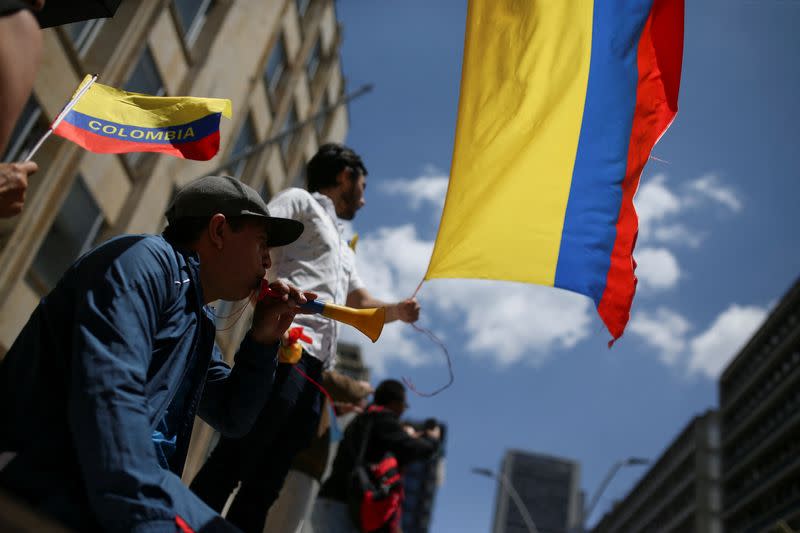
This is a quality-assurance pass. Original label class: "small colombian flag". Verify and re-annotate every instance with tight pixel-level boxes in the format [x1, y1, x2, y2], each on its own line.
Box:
[53, 75, 232, 161]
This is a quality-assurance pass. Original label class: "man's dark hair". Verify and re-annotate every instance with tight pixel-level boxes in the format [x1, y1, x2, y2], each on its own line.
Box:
[306, 143, 367, 193]
[373, 379, 406, 407]
[162, 215, 250, 247]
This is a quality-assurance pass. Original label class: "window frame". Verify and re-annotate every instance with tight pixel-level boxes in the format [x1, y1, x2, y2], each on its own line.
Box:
[226, 113, 258, 180]
[171, 0, 216, 48]
[123, 46, 167, 170]
[27, 174, 105, 294]
[296, 0, 311, 19]
[263, 34, 288, 104]
[61, 19, 106, 57]
[2, 97, 47, 163]
[306, 38, 321, 84]
[279, 104, 299, 166]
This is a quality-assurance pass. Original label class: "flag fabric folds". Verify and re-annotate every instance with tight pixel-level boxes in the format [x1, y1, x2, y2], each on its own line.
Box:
[53, 75, 233, 161]
[425, 0, 684, 342]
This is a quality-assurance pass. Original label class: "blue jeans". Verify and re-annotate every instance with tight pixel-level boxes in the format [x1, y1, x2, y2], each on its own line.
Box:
[190, 352, 323, 533]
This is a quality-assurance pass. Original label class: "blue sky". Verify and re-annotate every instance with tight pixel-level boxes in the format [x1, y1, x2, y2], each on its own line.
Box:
[334, 2, 800, 531]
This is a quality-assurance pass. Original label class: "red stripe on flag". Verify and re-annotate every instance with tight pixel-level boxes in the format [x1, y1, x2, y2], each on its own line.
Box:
[597, 0, 684, 343]
[53, 120, 222, 161]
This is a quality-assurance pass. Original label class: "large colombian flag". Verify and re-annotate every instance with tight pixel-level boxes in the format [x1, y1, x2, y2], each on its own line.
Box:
[53, 75, 232, 161]
[425, 0, 684, 342]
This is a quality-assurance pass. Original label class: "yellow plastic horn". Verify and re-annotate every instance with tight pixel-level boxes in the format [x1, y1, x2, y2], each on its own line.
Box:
[258, 282, 385, 342]
[319, 303, 385, 343]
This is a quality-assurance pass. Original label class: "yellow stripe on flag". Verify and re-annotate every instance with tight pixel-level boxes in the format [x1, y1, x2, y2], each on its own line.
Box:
[426, 0, 594, 285]
[70, 74, 232, 126]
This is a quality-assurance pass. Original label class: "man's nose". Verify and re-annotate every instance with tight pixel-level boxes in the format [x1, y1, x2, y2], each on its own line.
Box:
[263, 249, 272, 270]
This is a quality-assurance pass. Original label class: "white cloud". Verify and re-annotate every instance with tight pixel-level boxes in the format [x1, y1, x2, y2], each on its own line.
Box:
[355, 224, 433, 301]
[628, 303, 768, 379]
[636, 174, 682, 238]
[628, 307, 691, 365]
[652, 224, 704, 248]
[427, 280, 592, 367]
[635, 173, 742, 249]
[635, 247, 681, 290]
[688, 304, 768, 379]
[339, 320, 428, 376]
[381, 166, 449, 211]
[688, 174, 743, 213]
[348, 224, 594, 373]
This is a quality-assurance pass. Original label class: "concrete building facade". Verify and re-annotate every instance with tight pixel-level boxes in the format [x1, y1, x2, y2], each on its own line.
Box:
[334, 341, 371, 382]
[718, 278, 800, 532]
[491, 450, 582, 533]
[0, 0, 351, 482]
[0, 0, 349, 355]
[590, 411, 722, 533]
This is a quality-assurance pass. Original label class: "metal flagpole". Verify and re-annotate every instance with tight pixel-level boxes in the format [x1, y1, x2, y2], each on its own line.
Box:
[24, 75, 99, 162]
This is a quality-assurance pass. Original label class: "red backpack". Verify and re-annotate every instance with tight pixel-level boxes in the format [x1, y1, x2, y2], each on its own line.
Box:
[348, 407, 404, 532]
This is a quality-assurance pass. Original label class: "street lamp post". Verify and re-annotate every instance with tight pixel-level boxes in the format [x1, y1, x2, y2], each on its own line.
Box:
[582, 457, 650, 530]
[472, 467, 539, 533]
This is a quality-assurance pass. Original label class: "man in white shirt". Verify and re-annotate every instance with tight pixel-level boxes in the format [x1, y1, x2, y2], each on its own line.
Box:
[190, 143, 420, 532]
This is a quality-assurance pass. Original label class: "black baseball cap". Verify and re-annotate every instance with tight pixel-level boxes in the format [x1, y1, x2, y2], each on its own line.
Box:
[166, 175, 304, 247]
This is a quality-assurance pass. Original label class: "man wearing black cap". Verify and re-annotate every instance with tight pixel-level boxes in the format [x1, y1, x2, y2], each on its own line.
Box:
[0, 175, 311, 532]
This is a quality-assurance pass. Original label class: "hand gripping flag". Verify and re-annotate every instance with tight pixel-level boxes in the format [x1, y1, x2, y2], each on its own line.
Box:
[51, 75, 232, 161]
[425, 0, 684, 343]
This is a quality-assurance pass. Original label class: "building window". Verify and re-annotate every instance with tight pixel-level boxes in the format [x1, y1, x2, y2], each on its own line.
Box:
[314, 90, 333, 140]
[173, 0, 215, 46]
[290, 168, 305, 189]
[125, 46, 165, 96]
[259, 182, 272, 203]
[3, 97, 48, 163]
[263, 36, 287, 100]
[124, 47, 165, 168]
[280, 105, 298, 163]
[62, 19, 105, 56]
[296, 0, 311, 19]
[226, 115, 257, 180]
[306, 39, 321, 83]
[30, 175, 104, 292]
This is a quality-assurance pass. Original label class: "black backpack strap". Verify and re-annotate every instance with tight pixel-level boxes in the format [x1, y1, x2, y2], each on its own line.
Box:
[354, 412, 375, 467]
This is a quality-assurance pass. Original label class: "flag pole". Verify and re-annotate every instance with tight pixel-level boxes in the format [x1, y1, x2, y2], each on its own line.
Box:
[24, 75, 98, 162]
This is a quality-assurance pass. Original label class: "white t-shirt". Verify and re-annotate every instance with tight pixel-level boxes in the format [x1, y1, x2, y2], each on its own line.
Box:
[267, 188, 365, 364]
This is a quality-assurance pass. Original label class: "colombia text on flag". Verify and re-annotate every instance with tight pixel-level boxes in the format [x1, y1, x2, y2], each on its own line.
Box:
[53, 75, 233, 161]
[425, 0, 684, 342]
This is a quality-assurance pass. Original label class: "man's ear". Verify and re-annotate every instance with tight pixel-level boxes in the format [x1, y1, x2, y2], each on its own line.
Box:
[335, 167, 351, 187]
[208, 213, 227, 250]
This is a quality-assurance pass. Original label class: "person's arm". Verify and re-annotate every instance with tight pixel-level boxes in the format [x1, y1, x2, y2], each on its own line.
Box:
[68, 243, 235, 532]
[0, 7, 41, 154]
[0, 7, 42, 218]
[199, 280, 313, 437]
[376, 416, 439, 465]
[322, 370, 372, 404]
[346, 287, 420, 324]
[199, 339, 278, 438]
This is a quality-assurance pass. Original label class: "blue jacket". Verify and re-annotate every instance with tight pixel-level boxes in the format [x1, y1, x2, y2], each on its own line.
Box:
[0, 235, 279, 532]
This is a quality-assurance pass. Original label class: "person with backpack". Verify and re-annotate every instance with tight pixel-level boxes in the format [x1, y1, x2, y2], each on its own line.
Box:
[313, 379, 441, 533]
